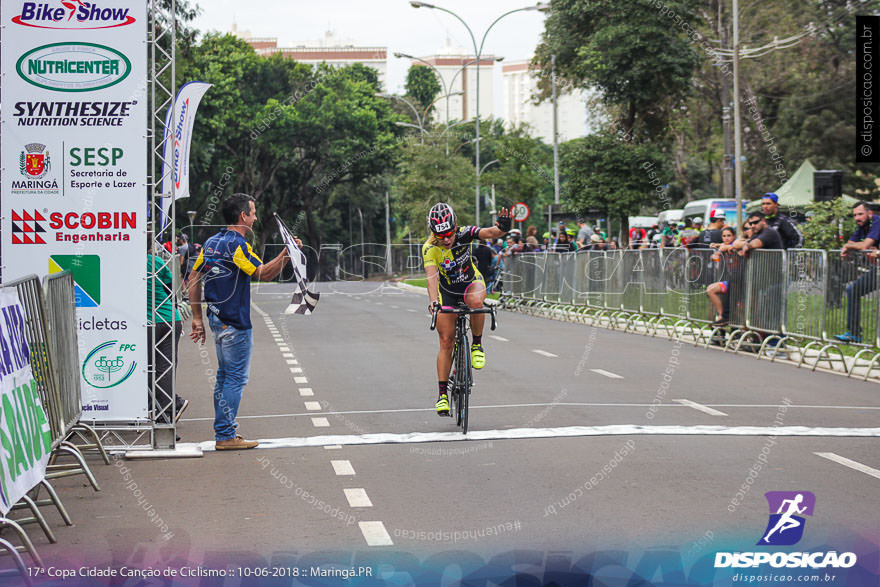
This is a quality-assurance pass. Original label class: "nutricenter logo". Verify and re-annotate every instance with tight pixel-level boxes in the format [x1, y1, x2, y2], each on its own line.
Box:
[11, 1, 136, 30]
[17, 43, 130, 92]
[714, 490, 856, 571]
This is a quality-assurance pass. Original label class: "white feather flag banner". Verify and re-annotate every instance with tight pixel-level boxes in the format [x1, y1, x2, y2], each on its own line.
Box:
[275, 214, 320, 315]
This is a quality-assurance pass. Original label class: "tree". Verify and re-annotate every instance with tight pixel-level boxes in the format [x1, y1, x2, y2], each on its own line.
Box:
[534, 0, 702, 140]
[404, 65, 442, 122]
[560, 133, 667, 233]
[481, 125, 554, 213]
[182, 35, 401, 249]
[392, 140, 474, 236]
[801, 199, 856, 250]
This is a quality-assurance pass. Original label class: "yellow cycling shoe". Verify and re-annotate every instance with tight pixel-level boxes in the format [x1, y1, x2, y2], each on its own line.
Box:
[471, 344, 486, 369]
[435, 394, 450, 416]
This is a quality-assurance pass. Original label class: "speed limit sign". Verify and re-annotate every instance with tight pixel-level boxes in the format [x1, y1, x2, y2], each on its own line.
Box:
[513, 202, 530, 223]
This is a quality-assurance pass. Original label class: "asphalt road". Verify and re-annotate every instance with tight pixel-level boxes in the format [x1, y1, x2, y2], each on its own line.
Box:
[11, 280, 880, 585]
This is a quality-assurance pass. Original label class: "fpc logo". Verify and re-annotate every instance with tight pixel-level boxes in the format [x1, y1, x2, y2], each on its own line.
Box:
[758, 491, 816, 546]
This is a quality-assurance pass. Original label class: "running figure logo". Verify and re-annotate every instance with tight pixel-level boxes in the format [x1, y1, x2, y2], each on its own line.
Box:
[758, 491, 816, 546]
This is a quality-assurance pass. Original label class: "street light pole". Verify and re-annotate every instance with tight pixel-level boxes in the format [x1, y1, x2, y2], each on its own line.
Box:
[552, 54, 560, 205]
[732, 0, 743, 235]
[410, 1, 548, 225]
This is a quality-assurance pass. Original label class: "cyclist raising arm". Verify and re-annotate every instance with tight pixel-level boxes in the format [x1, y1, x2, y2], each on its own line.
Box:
[423, 202, 511, 415]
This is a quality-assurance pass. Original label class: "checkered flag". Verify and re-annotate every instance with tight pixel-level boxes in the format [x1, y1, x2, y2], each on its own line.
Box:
[275, 214, 320, 315]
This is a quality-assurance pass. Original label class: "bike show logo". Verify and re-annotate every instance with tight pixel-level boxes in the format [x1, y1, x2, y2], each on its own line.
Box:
[758, 491, 815, 546]
[715, 491, 857, 570]
[10, 209, 137, 245]
[48, 254, 100, 307]
[82, 339, 136, 389]
[17, 42, 131, 92]
[11, 1, 137, 30]
[13, 143, 60, 195]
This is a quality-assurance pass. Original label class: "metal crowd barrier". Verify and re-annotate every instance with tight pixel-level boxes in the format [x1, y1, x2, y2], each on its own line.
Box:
[1, 273, 108, 569]
[497, 248, 880, 378]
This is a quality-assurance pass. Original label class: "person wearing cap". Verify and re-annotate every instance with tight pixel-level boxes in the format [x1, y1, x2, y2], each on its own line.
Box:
[589, 233, 606, 251]
[575, 218, 593, 249]
[693, 210, 726, 249]
[761, 193, 802, 249]
[661, 222, 678, 248]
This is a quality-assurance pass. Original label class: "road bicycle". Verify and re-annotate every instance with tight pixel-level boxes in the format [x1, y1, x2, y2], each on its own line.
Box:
[430, 303, 497, 434]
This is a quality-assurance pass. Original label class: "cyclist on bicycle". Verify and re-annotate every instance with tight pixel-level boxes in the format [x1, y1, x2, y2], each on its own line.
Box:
[423, 202, 511, 415]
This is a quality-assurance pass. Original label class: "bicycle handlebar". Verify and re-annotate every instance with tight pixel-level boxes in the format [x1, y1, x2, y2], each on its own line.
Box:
[430, 304, 497, 331]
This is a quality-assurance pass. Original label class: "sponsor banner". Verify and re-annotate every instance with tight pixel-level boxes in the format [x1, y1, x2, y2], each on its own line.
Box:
[0, 289, 53, 516]
[160, 81, 212, 225]
[1, 0, 147, 420]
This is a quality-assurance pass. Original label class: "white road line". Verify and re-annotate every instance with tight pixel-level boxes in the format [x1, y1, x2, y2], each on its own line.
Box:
[311, 417, 330, 427]
[375, 302, 384, 306]
[390, 305, 399, 309]
[674, 399, 728, 417]
[283, 353, 294, 358]
[590, 368, 624, 380]
[324, 445, 342, 450]
[181, 402, 880, 423]
[489, 335, 509, 342]
[286, 359, 298, 365]
[532, 349, 558, 358]
[185, 425, 880, 452]
[344, 488, 373, 508]
[407, 309, 416, 313]
[278, 345, 290, 351]
[815, 452, 880, 480]
[290, 367, 303, 374]
[304, 401, 322, 411]
[298, 388, 314, 396]
[251, 302, 268, 317]
[294, 376, 308, 384]
[331, 460, 355, 475]
[359, 521, 393, 546]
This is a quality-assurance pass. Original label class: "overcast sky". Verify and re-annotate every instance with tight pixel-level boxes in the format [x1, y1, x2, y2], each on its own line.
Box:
[191, 0, 549, 117]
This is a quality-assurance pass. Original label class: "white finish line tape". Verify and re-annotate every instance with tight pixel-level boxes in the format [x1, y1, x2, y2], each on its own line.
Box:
[185, 425, 880, 451]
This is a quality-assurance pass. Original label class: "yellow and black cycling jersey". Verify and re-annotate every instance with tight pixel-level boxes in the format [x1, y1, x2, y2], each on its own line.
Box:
[422, 225, 482, 287]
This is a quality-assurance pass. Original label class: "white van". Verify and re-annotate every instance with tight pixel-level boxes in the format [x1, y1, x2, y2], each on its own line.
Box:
[657, 209, 683, 229]
[628, 215, 658, 228]
[682, 198, 739, 227]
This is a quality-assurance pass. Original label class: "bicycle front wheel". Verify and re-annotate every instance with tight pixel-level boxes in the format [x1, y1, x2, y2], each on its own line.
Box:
[460, 330, 472, 434]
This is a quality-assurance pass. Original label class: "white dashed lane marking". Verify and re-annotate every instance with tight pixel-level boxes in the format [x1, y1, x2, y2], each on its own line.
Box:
[674, 399, 728, 417]
[359, 522, 393, 546]
[283, 353, 294, 358]
[290, 367, 303, 373]
[311, 417, 330, 427]
[532, 349, 558, 358]
[815, 452, 880, 480]
[279, 346, 290, 352]
[304, 401, 322, 411]
[590, 368, 624, 380]
[286, 359, 298, 365]
[294, 376, 308, 384]
[331, 460, 356, 475]
[298, 388, 314, 396]
[344, 488, 373, 508]
[489, 335, 509, 342]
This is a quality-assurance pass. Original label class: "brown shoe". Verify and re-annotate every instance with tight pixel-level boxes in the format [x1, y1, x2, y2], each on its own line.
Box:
[215, 435, 259, 450]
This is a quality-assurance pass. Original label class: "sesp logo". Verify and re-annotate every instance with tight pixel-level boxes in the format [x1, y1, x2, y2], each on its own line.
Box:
[11, 1, 137, 30]
[82, 340, 136, 389]
[758, 491, 816, 546]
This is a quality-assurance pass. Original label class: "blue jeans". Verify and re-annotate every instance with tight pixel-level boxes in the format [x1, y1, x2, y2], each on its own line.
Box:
[845, 269, 878, 337]
[207, 314, 253, 440]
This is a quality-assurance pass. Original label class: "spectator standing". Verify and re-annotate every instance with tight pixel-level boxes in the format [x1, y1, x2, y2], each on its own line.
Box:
[628, 225, 647, 249]
[576, 218, 594, 249]
[661, 222, 679, 248]
[147, 239, 188, 424]
[761, 193, 803, 249]
[835, 201, 880, 343]
[693, 210, 726, 249]
[188, 193, 293, 450]
[646, 224, 660, 247]
[588, 234, 607, 251]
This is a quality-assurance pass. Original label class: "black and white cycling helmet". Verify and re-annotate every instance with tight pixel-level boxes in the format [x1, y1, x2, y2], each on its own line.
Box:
[427, 202, 456, 235]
